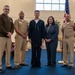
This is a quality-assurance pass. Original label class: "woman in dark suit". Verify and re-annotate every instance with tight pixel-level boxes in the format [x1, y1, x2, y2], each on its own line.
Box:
[45, 16, 59, 67]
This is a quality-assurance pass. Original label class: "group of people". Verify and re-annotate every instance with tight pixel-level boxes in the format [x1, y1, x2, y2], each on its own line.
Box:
[0, 5, 75, 72]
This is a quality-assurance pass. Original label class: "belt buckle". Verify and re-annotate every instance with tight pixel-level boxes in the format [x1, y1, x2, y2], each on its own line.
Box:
[65, 36, 68, 38]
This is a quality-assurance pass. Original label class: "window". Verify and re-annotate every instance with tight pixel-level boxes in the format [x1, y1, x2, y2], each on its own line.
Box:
[36, 0, 65, 11]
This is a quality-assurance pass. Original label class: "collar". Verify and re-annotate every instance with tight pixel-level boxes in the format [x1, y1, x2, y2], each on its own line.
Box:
[18, 18, 25, 22]
[2, 13, 8, 16]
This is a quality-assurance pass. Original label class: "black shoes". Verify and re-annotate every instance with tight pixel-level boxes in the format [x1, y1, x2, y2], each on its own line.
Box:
[61, 65, 74, 69]
[6, 66, 14, 69]
[61, 65, 68, 67]
[15, 63, 28, 69]
[0, 69, 2, 72]
[45, 63, 56, 67]
[50, 64, 56, 67]
[31, 65, 42, 68]
[0, 66, 14, 72]
[68, 66, 74, 69]
[45, 64, 50, 66]
[15, 65, 21, 69]
[20, 63, 28, 66]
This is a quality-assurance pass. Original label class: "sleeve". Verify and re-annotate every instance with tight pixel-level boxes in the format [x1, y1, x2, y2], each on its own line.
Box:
[0, 16, 8, 35]
[61, 24, 65, 38]
[14, 19, 19, 27]
[61, 25, 63, 32]
[74, 23, 75, 31]
[71, 21, 75, 31]
[26, 20, 29, 30]
[10, 18, 14, 34]
[41, 21, 46, 39]
[51, 24, 59, 41]
[28, 21, 32, 39]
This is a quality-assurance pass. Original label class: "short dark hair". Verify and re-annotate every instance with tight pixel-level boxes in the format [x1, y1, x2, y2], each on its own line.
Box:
[34, 10, 40, 13]
[4, 5, 9, 8]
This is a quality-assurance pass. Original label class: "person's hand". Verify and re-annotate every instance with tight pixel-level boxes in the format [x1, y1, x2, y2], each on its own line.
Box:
[24, 34, 28, 38]
[29, 39, 31, 43]
[21, 34, 25, 38]
[45, 39, 51, 43]
[22, 34, 27, 39]
[7, 32, 12, 38]
[40, 39, 45, 48]
[47, 39, 51, 42]
[21, 34, 26, 39]
[42, 39, 44, 43]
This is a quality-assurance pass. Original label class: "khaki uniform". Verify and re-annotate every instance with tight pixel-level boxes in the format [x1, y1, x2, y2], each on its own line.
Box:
[61, 21, 74, 66]
[0, 13, 14, 69]
[14, 19, 28, 65]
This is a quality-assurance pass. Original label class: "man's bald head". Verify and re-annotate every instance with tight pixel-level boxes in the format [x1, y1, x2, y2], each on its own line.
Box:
[65, 14, 71, 22]
[19, 11, 25, 19]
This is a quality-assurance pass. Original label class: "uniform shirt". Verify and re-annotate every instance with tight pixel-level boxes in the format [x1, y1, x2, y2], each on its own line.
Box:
[28, 19, 45, 40]
[61, 21, 74, 38]
[45, 24, 59, 41]
[0, 13, 14, 37]
[14, 19, 28, 37]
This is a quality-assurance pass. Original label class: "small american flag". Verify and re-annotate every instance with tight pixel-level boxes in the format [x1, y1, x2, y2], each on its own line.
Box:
[63, 0, 70, 23]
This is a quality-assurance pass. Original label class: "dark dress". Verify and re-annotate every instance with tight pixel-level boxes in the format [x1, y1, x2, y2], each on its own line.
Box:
[28, 19, 45, 67]
[45, 24, 59, 66]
